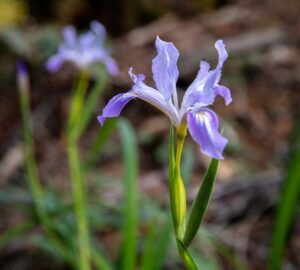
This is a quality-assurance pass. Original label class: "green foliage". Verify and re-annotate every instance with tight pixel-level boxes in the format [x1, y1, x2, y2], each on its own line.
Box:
[118, 119, 139, 270]
[85, 118, 117, 168]
[183, 158, 219, 247]
[76, 67, 110, 137]
[268, 121, 300, 270]
[176, 238, 198, 270]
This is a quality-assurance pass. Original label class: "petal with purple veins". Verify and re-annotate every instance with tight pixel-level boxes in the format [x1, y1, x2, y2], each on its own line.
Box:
[152, 36, 179, 100]
[187, 109, 228, 159]
[98, 68, 179, 126]
[98, 93, 134, 125]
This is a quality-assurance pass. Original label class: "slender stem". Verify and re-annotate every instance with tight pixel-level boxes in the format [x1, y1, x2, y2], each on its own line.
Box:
[17, 68, 75, 267]
[67, 70, 91, 270]
[76, 70, 109, 137]
[171, 122, 199, 270]
[0, 220, 35, 249]
[68, 70, 90, 139]
[175, 122, 187, 171]
[173, 122, 187, 238]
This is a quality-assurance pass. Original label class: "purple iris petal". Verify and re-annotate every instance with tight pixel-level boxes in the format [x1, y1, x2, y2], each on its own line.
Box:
[181, 60, 211, 109]
[62, 26, 77, 48]
[79, 32, 96, 48]
[46, 54, 65, 73]
[152, 36, 179, 100]
[187, 109, 228, 159]
[128, 68, 179, 125]
[98, 68, 179, 126]
[203, 40, 228, 93]
[181, 40, 230, 111]
[90, 21, 106, 41]
[98, 93, 134, 125]
[215, 39, 228, 65]
[103, 56, 119, 76]
[213, 85, 232, 105]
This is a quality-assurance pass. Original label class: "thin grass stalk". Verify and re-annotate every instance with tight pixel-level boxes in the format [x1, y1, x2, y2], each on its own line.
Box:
[17, 62, 75, 266]
[118, 119, 138, 270]
[67, 69, 91, 270]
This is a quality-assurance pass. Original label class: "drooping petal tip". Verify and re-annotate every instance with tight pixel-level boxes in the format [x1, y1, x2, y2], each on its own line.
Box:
[97, 93, 134, 126]
[213, 85, 232, 105]
[187, 109, 228, 160]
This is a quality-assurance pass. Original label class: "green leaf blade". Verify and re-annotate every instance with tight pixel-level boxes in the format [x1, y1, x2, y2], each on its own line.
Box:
[118, 119, 139, 270]
[183, 158, 219, 247]
[268, 122, 300, 270]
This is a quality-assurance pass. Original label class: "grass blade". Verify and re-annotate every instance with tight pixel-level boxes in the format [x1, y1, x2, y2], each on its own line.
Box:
[118, 119, 138, 270]
[140, 223, 156, 270]
[0, 220, 35, 249]
[17, 61, 75, 267]
[85, 118, 117, 168]
[268, 122, 300, 270]
[91, 244, 113, 270]
[152, 214, 172, 270]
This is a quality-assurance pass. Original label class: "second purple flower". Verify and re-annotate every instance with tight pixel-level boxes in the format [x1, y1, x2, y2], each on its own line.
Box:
[46, 21, 118, 75]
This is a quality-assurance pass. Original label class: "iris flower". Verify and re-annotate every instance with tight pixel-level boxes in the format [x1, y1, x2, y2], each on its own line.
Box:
[98, 37, 232, 159]
[46, 21, 118, 75]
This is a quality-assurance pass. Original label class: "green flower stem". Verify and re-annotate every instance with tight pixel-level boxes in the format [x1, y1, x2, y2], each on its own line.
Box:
[67, 70, 91, 270]
[169, 123, 199, 270]
[76, 70, 109, 138]
[176, 239, 198, 270]
[17, 71, 75, 267]
[68, 70, 90, 139]
[173, 122, 188, 238]
[18, 72, 44, 225]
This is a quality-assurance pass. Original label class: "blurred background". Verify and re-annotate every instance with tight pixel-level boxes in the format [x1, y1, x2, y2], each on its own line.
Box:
[0, 0, 300, 269]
